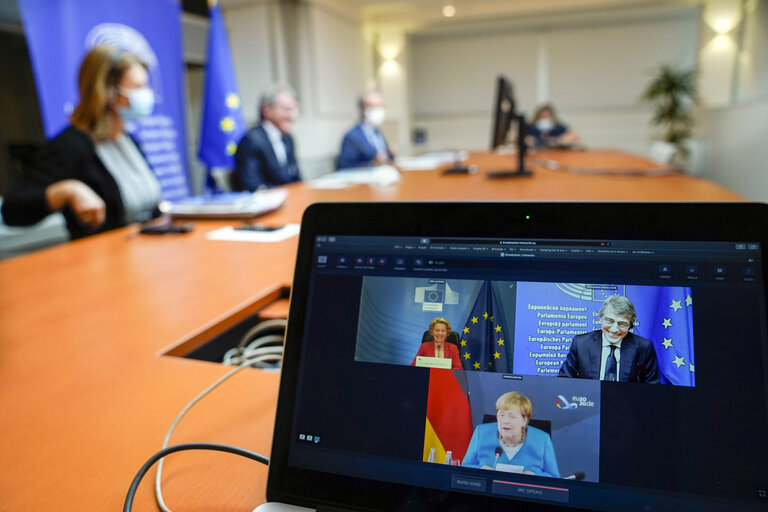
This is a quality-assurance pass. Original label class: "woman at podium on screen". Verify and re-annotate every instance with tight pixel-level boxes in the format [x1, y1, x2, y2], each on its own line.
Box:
[526, 104, 580, 149]
[462, 391, 560, 478]
[2, 45, 161, 239]
[410, 317, 462, 370]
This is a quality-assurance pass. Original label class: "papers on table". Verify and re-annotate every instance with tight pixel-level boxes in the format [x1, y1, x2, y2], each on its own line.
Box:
[495, 463, 525, 474]
[307, 165, 401, 189]
[165, 188, 288, 219]
[395, 151, 469, 171]
[206, 223, 300, 243]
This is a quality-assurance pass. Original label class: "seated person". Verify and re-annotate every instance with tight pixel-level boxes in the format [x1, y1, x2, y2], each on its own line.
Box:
[411, 317, 462, 370]
[463, 391, 560, 478]
[1, 45, 162, 240]
[526, 104, 580, 149]
[336, 91, 394, 170]
[232, 84, 301, 191]
[559, 295, 659, 383]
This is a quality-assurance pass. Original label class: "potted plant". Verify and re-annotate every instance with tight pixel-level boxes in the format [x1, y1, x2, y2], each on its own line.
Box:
[640, 65, 698, 165]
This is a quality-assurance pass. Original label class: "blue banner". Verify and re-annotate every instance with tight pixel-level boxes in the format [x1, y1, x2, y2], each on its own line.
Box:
[198, 0, 246, 175]
[19, 0, 190, 201]
[460, 281, 509, 372]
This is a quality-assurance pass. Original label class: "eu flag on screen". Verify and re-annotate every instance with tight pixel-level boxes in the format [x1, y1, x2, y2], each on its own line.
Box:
[633, 287, 695, 386]
[460, 281, 509, 372]
[198, 0, 246, 173]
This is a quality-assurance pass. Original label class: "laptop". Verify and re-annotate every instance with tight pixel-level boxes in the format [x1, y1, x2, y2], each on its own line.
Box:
[258, 202, 768, 512]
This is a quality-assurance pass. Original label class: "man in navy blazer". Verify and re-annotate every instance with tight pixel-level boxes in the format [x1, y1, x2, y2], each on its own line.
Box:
[559, 295, 659, 384]
[336, 91, 394, 170]
[232, 85, 301, 191]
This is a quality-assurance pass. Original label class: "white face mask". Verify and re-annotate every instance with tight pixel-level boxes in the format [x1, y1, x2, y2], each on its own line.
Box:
[536, 118, 555, 132]
[365, 106, 386, 127]
[118, 87, 155, 121]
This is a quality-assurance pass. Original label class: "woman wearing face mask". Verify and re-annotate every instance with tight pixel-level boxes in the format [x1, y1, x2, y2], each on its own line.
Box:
[2, 45, 162, 239]
[526, 104, 580, 149]
[335, 90, 395, 170]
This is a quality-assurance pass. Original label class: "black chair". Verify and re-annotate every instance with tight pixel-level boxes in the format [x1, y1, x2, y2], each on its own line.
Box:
[482, 414, 551, 436]
[421, 330, 460, 346]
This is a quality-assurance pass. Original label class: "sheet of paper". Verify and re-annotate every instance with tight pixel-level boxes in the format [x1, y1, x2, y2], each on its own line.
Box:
[206, 224, 300, 243]
[308, 165, 401, 189]
[495, 463, 525, 474]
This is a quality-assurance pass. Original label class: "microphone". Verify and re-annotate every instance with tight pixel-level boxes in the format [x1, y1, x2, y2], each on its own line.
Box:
[564, 471, 585, 481]
[493, 447, 502, 469]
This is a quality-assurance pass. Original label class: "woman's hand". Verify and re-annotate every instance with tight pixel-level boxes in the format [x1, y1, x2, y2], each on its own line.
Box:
[46, 180, 106, 228]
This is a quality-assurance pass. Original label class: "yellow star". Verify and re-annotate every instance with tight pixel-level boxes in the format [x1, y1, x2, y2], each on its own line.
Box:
[225, 93, 240, 109]
[460, 339, 467, 347]
[662, 318, 672, 329]
[226, 141, 237, 155]
[220, 116, 235, 132]
[495, 325, 502, 333]
[473, 361, 480, 370]
[685, 294, 693, 306]
[673, 355, 685, 368]
[497, 338, 504, 346]
[662, 338, 673, 349]
[493, 351, 501, 359]
[463, 352, 470, 360]
[463, 327, 469, 334]
[471, 316, 478, 324]
[489, 316, 494, 322]
[483, 312, 488, 319]
[670, 300, 682, 312]
[487, 361, 493, 368]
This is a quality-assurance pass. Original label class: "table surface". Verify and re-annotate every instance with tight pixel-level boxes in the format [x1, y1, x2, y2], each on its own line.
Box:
[0, 150, 745, 511]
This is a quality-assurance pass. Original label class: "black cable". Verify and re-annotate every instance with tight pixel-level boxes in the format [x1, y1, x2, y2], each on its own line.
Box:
[123, 442, 269, 512]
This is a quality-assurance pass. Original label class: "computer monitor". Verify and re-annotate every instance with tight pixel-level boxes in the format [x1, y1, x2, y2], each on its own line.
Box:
[490, 75, 516, 151]
[489, 75, 531, 177]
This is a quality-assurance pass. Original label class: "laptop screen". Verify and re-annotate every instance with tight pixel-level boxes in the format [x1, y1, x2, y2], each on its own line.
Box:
[270, 203, 768, 512]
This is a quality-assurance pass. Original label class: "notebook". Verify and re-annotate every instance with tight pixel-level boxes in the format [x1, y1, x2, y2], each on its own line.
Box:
[258, 202, 768, 512]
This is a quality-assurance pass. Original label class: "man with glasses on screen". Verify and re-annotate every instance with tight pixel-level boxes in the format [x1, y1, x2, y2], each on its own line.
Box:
[559, 295, 660, 383]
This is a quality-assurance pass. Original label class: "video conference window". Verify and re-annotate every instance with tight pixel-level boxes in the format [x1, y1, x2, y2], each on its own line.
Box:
[420, 370, 600, 482]
[354, 277, 695, 387]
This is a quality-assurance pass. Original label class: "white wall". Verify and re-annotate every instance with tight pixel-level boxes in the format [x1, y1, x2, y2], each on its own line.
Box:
[699, 0, 768, 200]
[406, 8, 700, 154]
[225, 0, 369, 178]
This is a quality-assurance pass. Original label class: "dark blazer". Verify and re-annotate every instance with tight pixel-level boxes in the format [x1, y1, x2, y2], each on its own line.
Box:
[1, 125, 156, 240]
[232, 124, 300, 191]
[336, 122, 393, 170]
[558, 330, 659, 383]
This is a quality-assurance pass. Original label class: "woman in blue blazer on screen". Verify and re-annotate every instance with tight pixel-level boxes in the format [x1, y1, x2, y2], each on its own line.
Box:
[462, 391, 560, 478]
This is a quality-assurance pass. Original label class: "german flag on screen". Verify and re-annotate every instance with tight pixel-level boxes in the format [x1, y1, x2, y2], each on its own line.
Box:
[422, 368, 473, 464]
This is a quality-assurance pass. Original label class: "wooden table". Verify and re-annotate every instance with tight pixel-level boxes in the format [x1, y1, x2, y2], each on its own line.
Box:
[0, 151, 744, 511]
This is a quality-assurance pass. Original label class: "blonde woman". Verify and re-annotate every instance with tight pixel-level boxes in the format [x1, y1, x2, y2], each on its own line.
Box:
[2, 45, 161, 239]
[462, 391, 560, 477]
[411, 317, 462, 370]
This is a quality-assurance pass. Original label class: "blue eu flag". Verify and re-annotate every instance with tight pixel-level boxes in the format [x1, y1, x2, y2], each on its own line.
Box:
[632, 287, 695, 386]
[198, 0, 246, 175]
[459, 281, 509, 372]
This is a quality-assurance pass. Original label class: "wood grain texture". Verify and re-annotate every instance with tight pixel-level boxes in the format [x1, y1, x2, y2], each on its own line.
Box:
[0, 151, 744, 511]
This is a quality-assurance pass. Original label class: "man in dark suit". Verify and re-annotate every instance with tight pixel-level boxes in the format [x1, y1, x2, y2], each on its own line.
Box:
[336, 90, 394, 170]
[232, 85, 301, 191]
[559, 295, 659, 383]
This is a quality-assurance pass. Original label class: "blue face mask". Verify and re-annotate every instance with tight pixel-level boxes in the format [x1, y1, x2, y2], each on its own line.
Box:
[118, 87, 155, 121]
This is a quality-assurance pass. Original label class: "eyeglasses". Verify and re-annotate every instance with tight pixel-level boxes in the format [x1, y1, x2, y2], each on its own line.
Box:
[602, 317, 630, 331]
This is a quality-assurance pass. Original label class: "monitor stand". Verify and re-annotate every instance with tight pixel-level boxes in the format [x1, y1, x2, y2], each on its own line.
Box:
[487, 114, 533, 178]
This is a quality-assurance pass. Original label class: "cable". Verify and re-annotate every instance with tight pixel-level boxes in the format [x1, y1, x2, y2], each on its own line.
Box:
[236, 318, 287, 356]
[124, 442, 268, 512]
[154, 353, 281, 512]
[223, 344, 283, 366]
